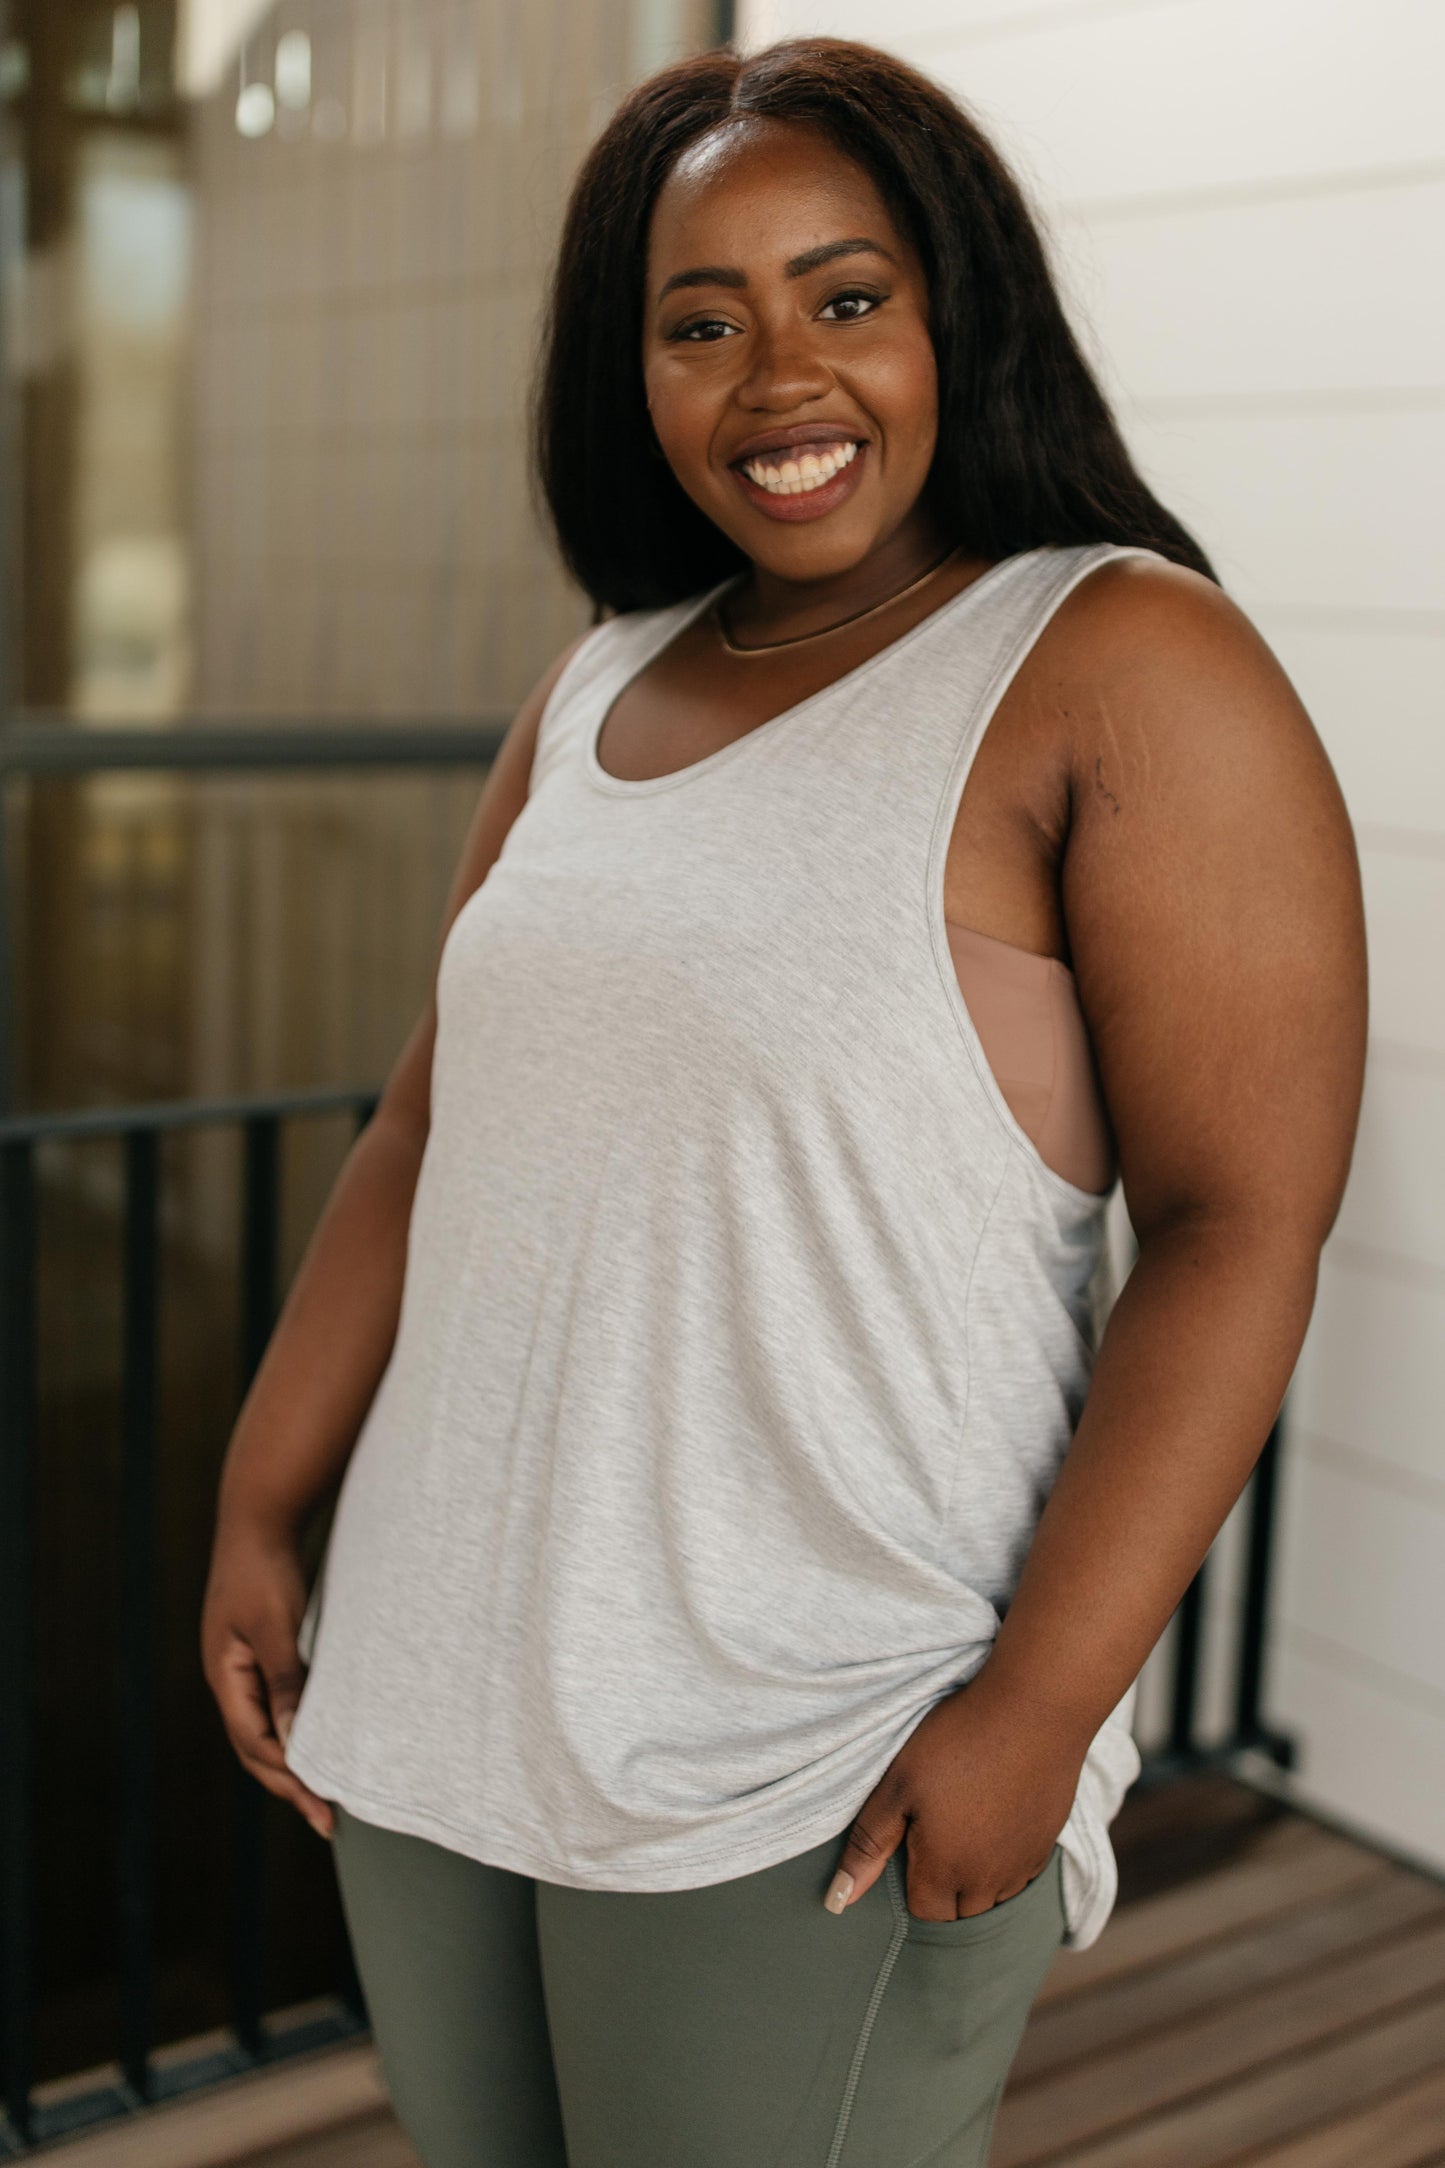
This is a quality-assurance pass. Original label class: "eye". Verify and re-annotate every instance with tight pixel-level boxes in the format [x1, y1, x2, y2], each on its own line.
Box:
[819, 287, 886, 322]
[668, 315, 740, 344]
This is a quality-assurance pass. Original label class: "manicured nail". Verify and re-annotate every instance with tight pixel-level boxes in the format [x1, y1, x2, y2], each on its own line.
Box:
[276, 1711, 292, 1749]
[824, 1871, 854, 1914]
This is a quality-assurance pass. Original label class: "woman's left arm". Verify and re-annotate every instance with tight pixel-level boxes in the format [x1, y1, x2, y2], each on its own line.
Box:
[828, 558, 1368, 1922]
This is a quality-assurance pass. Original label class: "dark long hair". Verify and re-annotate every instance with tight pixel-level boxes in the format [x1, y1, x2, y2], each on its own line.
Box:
[532, 36, 1218, 611]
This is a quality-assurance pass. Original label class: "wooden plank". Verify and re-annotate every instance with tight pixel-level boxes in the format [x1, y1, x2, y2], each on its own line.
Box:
[995, 1917, 1445, 2164]
[1108, 1774, 1285, 1908]
[1036, 1818, 1386, 2005]
[1245, 2062, 1445, 2166]
[236, 2110, 420, 2168]
[38, 2045, 391, 2168]
[1000, 1993, 1445, 2168]
[1013, 1863, 1445, 2082]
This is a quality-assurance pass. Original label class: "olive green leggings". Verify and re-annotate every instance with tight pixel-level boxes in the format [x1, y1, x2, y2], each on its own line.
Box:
[331, 1805, 1065, 2167]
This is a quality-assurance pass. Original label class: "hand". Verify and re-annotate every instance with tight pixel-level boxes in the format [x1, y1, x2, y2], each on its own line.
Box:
[200, 1514, 335, 1841]
[823, 1667, 1085, 1920]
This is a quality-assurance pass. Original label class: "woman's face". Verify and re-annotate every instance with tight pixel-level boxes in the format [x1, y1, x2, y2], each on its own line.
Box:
[641, 118, 941, 585]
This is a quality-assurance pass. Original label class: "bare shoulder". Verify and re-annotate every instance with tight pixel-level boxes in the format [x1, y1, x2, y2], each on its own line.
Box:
[1057, 547, 1258, 660]
[1054, 548, 1361, 953]
[1050, 552, 1334, 819]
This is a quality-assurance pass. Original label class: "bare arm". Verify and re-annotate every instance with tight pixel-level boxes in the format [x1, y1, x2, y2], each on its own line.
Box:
[974, 560, 1367, 1753]
[202, 628, 591, 1828]
[828, 558, 1367, 1921]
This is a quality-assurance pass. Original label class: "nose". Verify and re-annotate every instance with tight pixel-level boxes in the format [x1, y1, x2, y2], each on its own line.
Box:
[737, 311, 833, 413]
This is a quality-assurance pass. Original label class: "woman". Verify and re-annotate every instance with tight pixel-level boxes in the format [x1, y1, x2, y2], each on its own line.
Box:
[202, 36, 1366, 2168]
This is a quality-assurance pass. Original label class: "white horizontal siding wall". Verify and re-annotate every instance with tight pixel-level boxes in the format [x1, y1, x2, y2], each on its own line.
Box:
[741, 0, 1445, 1871]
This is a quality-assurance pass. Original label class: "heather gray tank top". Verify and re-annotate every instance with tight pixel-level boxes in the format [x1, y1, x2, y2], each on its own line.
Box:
[286, 541, 1154, 1951]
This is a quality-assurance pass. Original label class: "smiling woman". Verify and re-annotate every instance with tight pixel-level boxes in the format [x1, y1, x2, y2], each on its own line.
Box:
[206, 32, 1367, 2168]
[534, 38, 1215, 614]
[644, 134, 944, 581]
[652, 216, 914, 534]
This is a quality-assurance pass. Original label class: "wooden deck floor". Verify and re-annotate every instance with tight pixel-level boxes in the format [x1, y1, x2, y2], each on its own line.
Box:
[994, 1772, 1445, 2165]
[48, 1774, 1445, 2167]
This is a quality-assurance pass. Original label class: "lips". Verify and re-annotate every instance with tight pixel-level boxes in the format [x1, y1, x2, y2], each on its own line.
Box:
[729, 437, 869, 524]
[728, 421, 865, 467]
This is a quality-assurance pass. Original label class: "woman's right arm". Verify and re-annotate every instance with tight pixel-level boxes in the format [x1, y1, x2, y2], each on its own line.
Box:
[200, 630, 591, 1836]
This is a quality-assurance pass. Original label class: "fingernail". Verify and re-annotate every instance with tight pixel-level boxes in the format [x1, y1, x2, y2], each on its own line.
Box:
[276, 1712, 292, 1749]
[308, 1813, 332, 1841]
[824, 1871, 854, 1914]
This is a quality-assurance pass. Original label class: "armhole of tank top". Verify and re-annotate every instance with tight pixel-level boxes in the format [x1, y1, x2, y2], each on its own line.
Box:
[925, 540, 1160, 1211]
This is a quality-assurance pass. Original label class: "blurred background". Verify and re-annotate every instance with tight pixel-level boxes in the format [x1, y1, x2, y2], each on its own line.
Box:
[0, 0, 1441, 2161]
[0, 0, 718, 2149]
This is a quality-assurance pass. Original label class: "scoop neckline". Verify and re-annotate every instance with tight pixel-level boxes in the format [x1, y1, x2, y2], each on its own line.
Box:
[584, 546, 1048, 797]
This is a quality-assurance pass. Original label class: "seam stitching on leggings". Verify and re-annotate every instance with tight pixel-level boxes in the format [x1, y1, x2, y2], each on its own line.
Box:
[823, 1858, 909, 2168]
[972, 2070, 1010, 2168]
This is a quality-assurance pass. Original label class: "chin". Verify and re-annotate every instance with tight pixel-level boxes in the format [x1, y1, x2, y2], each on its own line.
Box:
[740, 522, 882, 581]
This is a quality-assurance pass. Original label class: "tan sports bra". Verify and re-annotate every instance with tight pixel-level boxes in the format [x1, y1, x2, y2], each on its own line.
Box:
[945, 922, 1116, 1196]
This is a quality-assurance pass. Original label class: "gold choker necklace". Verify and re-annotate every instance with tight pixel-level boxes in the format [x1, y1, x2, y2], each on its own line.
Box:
[712, 544, 963, 656]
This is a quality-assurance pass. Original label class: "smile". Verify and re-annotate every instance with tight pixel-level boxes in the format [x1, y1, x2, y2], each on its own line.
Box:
[729, 438, 868, 524]
[739, 440, 859, 494]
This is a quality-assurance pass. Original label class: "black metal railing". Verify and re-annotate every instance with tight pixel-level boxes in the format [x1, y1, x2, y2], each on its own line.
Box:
[0, 717, 506, 1118]
[0, 719, 503, 2152]
[0, 1087, 387, 2155]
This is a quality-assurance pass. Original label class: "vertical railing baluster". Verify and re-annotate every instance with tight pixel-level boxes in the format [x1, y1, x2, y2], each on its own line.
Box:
[229, 1709, 266, 2063]
[230, 1114, 281, 2064]
[0, 1138, 37, 2148]
[1167, 1558, 1208, 1762]
[333, 1091, 375, 2027]
[1235, 1418, 1292, 1764]
[118, 1129, 160, 2105]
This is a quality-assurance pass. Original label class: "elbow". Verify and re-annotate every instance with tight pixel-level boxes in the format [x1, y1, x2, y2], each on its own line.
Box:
[1128, 1189, 1332, 1285]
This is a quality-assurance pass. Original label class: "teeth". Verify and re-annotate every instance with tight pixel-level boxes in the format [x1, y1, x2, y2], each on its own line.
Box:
[741, 440, 858, 495]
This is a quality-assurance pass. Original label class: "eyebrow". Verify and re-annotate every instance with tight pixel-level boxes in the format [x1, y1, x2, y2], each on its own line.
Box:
[656, 237, 899, 304]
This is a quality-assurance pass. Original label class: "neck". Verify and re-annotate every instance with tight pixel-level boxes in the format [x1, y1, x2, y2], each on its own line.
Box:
[729, 512, 957, 643]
